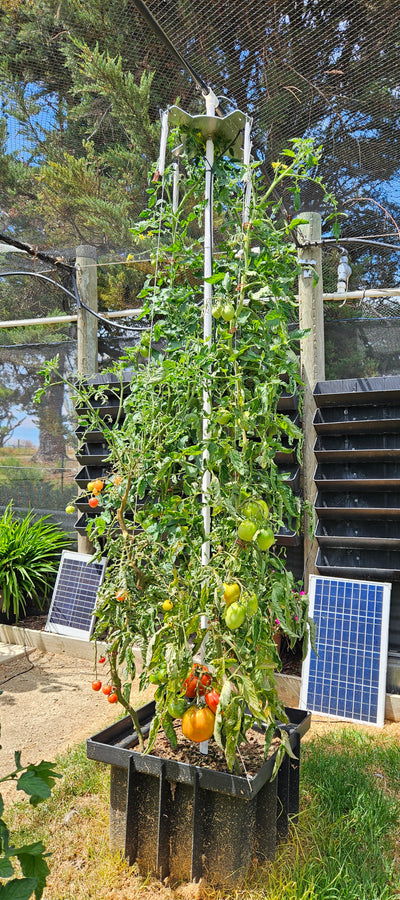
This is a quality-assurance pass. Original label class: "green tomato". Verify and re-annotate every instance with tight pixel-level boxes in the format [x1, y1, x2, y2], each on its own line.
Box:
[148, 666, 167, 684]
[256, 527, 275, 551]
[221, 302, 235, 322]
[237, 519, 257, 542]
[225, 601, 246, 630]
[217, 408, 232, 425]
[168, 697, 190, 719]
[242, 499, 269, 522]
[245, 593, 258, 616]
[212, 304, 223, 319]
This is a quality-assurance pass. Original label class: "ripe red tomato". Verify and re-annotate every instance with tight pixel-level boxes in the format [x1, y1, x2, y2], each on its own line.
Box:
[116, 589, 127, 602]
[98, 656, 106, 664]
[102, 685, 112, 695]
[182, 705, 215, 742]
[92, 680, 102, 691]
[88, 496, 99, 508]
[183, 665, 211, 698]
[205, 689, 220, 713]
[108, 692, 118, 703]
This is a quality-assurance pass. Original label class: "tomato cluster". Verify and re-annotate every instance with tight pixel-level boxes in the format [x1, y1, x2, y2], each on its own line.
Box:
[91, 680, 118, 703]
[183, 664, 212, 698]
[236, 498, 275, 551]
[162, 664, 221, 743]
[222, 581, 259, 631]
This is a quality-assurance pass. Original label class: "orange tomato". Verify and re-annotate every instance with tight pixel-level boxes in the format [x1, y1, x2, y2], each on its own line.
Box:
[181, 705, 215, 742]
[92, 479, 104, 494]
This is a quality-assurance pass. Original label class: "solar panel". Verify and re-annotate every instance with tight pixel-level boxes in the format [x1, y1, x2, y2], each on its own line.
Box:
[300, 575, 391, 727]
[45, 551, 107, 640]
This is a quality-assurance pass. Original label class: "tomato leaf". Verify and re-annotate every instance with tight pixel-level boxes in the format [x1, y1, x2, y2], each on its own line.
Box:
[0, 877, 39, 899]
[162, 713, 178, 749]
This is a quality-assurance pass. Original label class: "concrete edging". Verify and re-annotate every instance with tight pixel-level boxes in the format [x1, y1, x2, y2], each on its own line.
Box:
[0, 623, 107, 662]
[1, 625, 399, 722]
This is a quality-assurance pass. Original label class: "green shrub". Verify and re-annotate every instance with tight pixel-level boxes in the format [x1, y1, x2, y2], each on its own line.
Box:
[0, 503, 72, 622]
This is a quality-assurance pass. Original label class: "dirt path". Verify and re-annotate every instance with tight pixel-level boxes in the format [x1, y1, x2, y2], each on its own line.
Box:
[0, 648, 154, 802]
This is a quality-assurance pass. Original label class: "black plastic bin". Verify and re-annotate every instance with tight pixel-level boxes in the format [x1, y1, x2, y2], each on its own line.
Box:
[86, 701, 311, 887]
[313, 376, 400, 407]
[316, 546, 400, 581]
[315, 490, 400, 518]
[315, 518, 400, 548]
[313, 433, 400, 461]
[314, 462, 400, 491]
[313, 405, 400, 434]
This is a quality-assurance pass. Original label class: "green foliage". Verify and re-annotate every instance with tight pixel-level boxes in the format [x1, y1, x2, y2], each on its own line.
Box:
[0, 724, 61, 900]
[0, 503, 72, 621]
[42, 137, 336, 769]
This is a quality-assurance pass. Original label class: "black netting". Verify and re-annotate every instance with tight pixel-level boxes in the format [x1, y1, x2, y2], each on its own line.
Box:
[0, 329, 140, 523]
[2, 0, 400, 513]
[1, 1, 400, 275]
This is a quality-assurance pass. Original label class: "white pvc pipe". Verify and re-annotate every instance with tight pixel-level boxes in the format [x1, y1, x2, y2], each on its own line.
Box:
[242, 117, 253, 225]
[157, 110, 169, 176]
[200, 92, 217, 756]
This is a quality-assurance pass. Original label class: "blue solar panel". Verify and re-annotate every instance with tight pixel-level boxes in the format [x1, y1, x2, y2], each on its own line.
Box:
[300, 575, 391, 726]
[45, 551, 107, 640]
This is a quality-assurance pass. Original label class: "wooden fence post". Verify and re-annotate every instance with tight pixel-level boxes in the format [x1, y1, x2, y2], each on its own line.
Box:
[297, 213, 325, 588]
[75, 245, 98, 554]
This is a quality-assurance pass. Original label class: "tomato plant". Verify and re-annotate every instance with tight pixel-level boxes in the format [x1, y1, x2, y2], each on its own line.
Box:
[181, 705, 215, 743]
[41, 136, 334, 767]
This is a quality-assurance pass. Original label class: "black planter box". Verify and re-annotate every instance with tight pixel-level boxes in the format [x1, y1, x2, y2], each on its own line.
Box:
[316, 546, 400, 581]
[75, 425, 106, 444]
[315, 518, 400, 549]
[87, 702, 311, 887]
[313, 405, 400, 434]
[315, 490, 400, 518]
[313, 376, 400, 407]
[313, 433, 400, 461]
[74, 465, 111, 489]
[314, 461, 400, 491]
[75, 442, 110, 467]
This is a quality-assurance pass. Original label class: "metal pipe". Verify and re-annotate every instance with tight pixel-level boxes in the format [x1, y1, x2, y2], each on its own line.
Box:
[0, 307, 143, 329]
[322, 289, 400, 302]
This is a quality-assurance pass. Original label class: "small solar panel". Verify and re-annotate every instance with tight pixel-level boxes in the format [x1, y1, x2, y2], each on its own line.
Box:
[45, 551, 107, 640]
[300, 575, 391, 726]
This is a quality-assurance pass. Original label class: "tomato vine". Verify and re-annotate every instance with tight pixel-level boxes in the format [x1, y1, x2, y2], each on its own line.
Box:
[39, 136, 337, 770]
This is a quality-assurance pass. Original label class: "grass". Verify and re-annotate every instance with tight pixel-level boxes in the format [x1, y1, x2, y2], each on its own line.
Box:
[4, 728, 400, 900]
